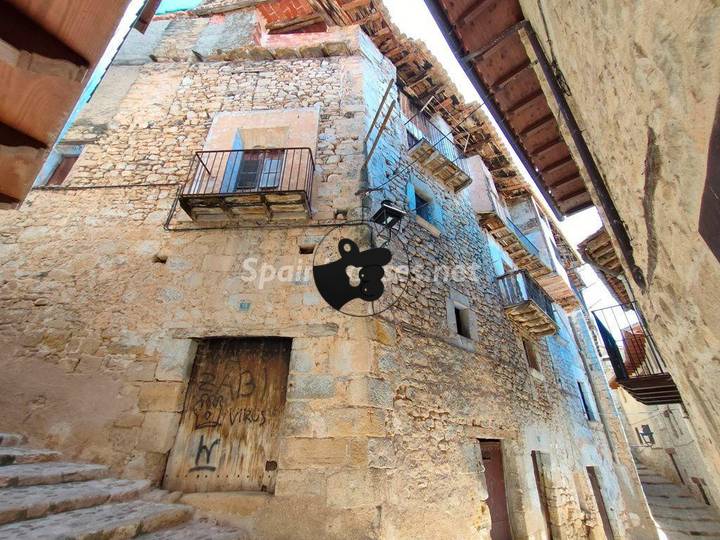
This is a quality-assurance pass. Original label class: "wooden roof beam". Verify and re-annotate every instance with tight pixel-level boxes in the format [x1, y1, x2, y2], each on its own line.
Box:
[505, 89, 544, 115]
[519, 113, 555, 138]
[491, 60, 532, 92]
[541, 155, 574, 175]
[531, 136, 564, 156]
[452, 0, 492, 30]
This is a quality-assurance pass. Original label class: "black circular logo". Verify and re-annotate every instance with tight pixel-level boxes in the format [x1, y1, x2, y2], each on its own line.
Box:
[312, 220, 411, 317]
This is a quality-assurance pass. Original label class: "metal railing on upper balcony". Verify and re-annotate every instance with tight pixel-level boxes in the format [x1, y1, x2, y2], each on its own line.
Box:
[593, 302, 668, 380]
[490, 192, 542, 259]
[399, 92, 470, 176]
[496, 269, 555, 321]
[182, 147, 314, 205]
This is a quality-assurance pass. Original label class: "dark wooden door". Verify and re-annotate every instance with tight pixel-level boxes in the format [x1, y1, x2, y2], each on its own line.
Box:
[164, 338, 291, 493]
[480, 440, 512, 540]
[586, 466, 615, 540]
[532, 451, 553, 539]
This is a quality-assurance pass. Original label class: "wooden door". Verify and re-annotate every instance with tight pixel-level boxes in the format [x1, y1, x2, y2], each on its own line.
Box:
[586, 466, 615, 540]
[164, 337, 291, 493]
[480, 440, 512, 540]
[531, 451, 553, 540]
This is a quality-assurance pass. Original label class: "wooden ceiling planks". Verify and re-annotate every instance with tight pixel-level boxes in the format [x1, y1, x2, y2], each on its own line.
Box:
[431, 0, 592, 216]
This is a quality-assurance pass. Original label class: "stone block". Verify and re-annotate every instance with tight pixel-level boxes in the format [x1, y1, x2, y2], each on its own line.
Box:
[180, 491, 271, 516]
[329, 339, 373, 375]
[368, 437, 395, 469]
[274, 469, 327, 497]
[346, 377, 394, 408]
[279, 438, 348, 468]
[325, 408, 385, 437]
[287, 374, 336, 400]
[138, 382, 186, 412]
[155, 339, 197, 382]
[138, 412, 180, 453]
[326, 470, 373, 508]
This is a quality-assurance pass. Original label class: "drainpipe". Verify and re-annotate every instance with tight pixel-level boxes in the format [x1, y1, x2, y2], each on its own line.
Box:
[422, 0, 646, 289]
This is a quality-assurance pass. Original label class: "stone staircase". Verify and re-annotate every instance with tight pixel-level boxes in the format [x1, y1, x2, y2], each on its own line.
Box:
[0, 433, 245, 539]
[636, 461, 720, 540]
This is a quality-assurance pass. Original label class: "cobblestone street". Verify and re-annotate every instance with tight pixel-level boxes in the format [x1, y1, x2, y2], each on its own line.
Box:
[638, 463, 720, 540]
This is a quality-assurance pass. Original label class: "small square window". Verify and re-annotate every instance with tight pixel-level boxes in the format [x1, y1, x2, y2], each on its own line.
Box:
[523, 338, 539, 371]
[454, 305, 471, 338]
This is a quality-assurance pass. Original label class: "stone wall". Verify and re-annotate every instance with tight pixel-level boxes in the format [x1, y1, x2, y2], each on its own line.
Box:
[519, 0, 720, 503]
[0, 7, 649, 539]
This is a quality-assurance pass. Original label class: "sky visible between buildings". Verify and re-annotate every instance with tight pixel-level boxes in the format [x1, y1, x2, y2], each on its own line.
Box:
[69, 0, 616, 314]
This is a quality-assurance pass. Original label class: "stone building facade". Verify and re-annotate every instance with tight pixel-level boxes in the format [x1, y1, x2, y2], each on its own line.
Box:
[514, 0, 720, 506]
[0, 1, 655, 538]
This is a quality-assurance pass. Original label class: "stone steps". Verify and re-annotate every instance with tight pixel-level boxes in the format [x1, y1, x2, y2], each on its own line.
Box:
[0, 478, 151, 525]
[0, 500, 192, 539]
[0, 432, 244, 538]
[0, 462, 109, 488]
[0, 434, 25, 448]
[0, 447, 61, 466]
[137, 519, 250, 539]
[637, 462, 720, 538]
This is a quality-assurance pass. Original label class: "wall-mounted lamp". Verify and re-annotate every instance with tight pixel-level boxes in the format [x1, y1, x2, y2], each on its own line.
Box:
[371, 200, 406, 230]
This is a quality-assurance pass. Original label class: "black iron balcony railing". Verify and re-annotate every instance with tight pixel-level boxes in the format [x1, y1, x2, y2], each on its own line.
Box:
[497, 269, 555, 322]
[593, 302, 681, 405]
[489, 193, 542, 260]
[406, 115, 471, 177]
[183, 147, 314, 201]
[178, 147, 314, 222]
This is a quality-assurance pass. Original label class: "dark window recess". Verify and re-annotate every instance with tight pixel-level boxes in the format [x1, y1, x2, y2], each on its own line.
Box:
[454, 306, 471, 338]
[235, 150, 284, 190]
[637, 424, 655, 445]
[47, 155, 78, 186]
[577, 382, 595, 421]
[699, 95, 720, 262]
[415, 193, 432, 222]
[407, 129, 420, 148]
[523, 338, 540, 371]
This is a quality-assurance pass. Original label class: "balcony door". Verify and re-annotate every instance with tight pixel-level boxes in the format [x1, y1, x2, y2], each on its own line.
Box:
[233, 150, 284, 191]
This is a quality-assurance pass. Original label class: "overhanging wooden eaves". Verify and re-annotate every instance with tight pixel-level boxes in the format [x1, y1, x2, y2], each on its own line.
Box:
[423, 0, 593, 217]
[579, 228, 631, 305]
[258, 0, 526, 190]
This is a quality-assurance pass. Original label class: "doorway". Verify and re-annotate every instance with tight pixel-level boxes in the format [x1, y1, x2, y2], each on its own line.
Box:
[531, 451, 553, 539]
[164, 337, 291, 493]
[586, 466, 615, 539]
[479, 439, 512, 540]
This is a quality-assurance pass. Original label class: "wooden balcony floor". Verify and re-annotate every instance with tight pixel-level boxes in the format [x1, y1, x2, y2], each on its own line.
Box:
[618, 373, 682, 405]
[179, 190, 310, 223]
[504, 300, 557, 337]
[409, 140, 471, 192]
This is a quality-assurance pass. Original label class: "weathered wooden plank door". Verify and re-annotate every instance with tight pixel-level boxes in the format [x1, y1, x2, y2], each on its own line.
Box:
[479, 439, 512, 540]
[164, 337, 291, 493]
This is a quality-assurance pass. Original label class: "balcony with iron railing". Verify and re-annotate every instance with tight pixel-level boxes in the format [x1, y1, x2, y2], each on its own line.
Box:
[178, 147, 314, 223]
[496, 269, 557, 337]
[594, 302, 681, 405]
[478, 191, 580, 312]
[400, 92, 472, 192]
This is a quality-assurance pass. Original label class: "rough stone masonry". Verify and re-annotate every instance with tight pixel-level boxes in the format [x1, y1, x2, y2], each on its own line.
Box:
[0, 2, 656, 539]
